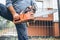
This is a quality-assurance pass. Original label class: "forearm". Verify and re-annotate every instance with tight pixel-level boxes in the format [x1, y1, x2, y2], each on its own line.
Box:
[6, 0, 16, 15]
[7, 6, 16, 15]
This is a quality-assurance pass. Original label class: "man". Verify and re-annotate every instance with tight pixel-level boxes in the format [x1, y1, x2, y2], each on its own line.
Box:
[0, 0, 36, 40]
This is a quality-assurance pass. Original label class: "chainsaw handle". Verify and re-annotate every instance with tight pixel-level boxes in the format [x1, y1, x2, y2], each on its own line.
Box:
[13, 12, 34, 24]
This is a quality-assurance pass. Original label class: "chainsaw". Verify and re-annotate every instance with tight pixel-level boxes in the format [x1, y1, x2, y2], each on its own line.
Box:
[13, 6, 35, 24]
[13, 7, 58, 24]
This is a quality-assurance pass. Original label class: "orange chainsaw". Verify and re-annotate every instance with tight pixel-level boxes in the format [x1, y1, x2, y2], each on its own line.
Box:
[13, 6, 57, 24]
[13, 6, 36, 24]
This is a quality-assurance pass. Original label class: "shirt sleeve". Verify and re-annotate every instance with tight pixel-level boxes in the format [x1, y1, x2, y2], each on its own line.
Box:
[6, 0, 12, 7]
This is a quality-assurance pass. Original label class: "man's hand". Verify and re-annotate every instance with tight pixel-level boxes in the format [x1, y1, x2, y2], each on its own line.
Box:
[7, 6, 20, 24]
[12, 13, 21, 24]
[13, 13, 20, 20]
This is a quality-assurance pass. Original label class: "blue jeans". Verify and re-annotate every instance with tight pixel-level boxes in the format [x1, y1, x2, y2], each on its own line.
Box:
[0, 4, 28, 40]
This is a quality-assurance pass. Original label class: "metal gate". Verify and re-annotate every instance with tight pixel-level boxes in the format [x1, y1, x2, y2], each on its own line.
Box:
[28, 14, 60, 40]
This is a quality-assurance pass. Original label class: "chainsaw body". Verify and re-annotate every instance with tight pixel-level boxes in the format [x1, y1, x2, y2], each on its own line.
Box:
[13, 6, 35, 24]
[13, 12, 34, 23]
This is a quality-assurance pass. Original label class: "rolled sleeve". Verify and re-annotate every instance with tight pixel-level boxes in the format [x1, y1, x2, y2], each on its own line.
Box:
[6, 0, 12, 7]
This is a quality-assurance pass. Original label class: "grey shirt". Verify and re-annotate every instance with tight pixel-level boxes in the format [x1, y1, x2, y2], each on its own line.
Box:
[6, 0, 36, 13]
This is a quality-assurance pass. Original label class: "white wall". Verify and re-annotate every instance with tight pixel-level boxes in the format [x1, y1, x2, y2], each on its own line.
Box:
[43, 0, 59, 22]
[43, 0, 53, 8]
[52, 0, 59, 22]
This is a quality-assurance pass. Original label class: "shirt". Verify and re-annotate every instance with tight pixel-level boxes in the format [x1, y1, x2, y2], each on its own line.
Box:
[6, 0, 36, 13]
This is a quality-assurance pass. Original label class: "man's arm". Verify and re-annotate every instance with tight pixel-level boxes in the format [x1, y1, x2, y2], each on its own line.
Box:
[6, 0, 20, 22]
[6, 0, 17, 15]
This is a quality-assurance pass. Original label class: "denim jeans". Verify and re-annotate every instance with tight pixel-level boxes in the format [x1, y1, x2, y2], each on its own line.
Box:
[0, 4, 28, 40]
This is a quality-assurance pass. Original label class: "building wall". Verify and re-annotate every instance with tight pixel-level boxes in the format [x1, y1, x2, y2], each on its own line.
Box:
[28, 14, 59, 37]
[28, 14, 53, 36]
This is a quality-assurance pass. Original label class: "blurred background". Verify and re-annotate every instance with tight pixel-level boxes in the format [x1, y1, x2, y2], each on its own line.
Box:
[0, 0, 59, 40]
